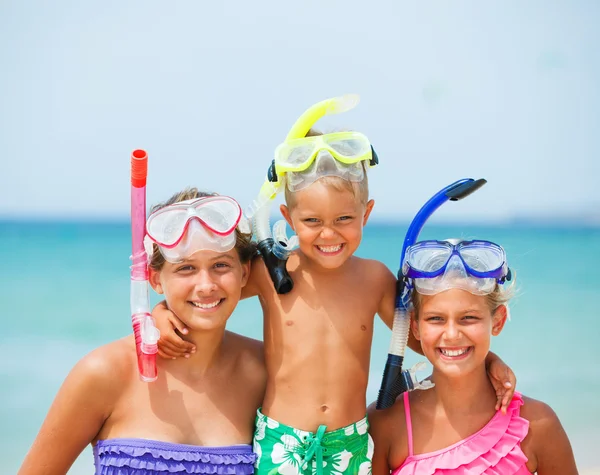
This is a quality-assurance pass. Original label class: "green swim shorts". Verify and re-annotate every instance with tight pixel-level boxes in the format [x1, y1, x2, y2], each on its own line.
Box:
[253, 409, 373, 475]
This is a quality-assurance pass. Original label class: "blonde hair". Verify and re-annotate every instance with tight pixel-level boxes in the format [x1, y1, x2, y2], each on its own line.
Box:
[283, 128, 370, 208]
[411, 280, 515, 318]
[148, 188, 256, 270]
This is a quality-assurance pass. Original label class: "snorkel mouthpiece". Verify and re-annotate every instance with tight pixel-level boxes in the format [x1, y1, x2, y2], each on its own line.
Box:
[257, 239, 294, 294]
[376, 178, 487, 409]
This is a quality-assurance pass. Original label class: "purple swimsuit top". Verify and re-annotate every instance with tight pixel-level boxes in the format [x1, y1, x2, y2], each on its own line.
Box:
[93, 437, 256, 474]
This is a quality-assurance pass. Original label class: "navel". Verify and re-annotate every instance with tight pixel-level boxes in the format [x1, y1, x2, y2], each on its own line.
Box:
[286, 320, 294, 327]
[361, 325, 367, 331]
[320, 405, 329, 413]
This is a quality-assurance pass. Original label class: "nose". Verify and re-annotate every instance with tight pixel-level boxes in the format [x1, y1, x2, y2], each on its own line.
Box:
[194, 269, 217, 294]
[320, 225, 338, 240]
[443, 320, 461, 341]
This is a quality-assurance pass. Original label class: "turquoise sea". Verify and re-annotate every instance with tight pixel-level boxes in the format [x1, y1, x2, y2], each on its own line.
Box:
[1, 221, 599, 473]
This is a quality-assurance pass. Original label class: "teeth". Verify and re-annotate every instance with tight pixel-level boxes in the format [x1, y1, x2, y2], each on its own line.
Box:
[440, 348, 469, 357]
[317, 244, 342, 253]
[191, 300, 220, 309]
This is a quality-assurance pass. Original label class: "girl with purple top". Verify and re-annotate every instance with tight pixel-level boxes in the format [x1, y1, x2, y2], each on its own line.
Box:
[19, 188, 266, 475]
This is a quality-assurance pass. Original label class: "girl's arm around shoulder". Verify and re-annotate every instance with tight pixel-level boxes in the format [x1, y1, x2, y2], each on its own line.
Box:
[368, 398, 408, 475]
[18, 339, 132, 475]
[241, 255, 268, 300]
[520, 395, 578, 475]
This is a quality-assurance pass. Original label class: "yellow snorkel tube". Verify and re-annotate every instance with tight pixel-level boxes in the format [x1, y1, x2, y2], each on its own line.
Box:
[249, 94, 361, 293]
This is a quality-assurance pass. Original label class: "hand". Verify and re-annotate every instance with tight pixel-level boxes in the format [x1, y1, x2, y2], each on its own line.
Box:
[486, 352, 516, 414]
[152, 301, 196, 359]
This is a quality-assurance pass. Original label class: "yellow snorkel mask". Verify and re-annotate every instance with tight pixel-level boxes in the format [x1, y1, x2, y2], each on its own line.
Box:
[255, 94, 378, 200]
[249, 94, 378, 294]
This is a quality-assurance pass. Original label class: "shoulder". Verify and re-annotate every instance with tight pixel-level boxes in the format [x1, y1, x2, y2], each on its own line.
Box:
[368, 396, 410, 469]
[50, 337, 134, 423]
[520, 395, 577, 472]
[225, 332, 266, 375]
[368, 396, 407, 442]
[520, 395, 562, 430]
[70, 337, 134, 395]
[352, 258, 396, 286]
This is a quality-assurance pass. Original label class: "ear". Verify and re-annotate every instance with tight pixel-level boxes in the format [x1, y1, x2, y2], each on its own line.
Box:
[280, 204, 294, 229]
[410, 309, 421, 341]
[240, 260, 251, 288]
[362, 199, 375, 226]
[491, 305, 508, 336]
[149, 268, 164, 294]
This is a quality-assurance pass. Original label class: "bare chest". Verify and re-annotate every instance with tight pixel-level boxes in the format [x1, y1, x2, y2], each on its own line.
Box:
[101, 373, 256, 445]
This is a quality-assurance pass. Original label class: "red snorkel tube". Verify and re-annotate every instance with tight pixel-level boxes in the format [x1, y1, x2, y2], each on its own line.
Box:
[130, 149, 159, 382]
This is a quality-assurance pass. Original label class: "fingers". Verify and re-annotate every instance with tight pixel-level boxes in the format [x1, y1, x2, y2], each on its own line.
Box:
[169, 314, 189, 336]
[160, 338, 195, 357]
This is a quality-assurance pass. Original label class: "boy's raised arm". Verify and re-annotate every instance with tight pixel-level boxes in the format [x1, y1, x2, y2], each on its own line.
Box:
[240, 255, 266, 299]
[376, 264, 423, 355]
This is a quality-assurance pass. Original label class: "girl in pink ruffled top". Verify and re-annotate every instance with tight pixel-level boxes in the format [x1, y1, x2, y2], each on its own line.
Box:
[369, 238, 578, 474]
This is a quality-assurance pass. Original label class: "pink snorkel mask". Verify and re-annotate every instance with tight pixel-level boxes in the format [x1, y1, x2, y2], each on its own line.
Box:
[145, 196, 246, 263]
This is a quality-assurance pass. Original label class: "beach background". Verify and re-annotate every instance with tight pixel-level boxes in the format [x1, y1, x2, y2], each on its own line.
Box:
[1, 1, 599, 473]
[1, 221, 599, 473]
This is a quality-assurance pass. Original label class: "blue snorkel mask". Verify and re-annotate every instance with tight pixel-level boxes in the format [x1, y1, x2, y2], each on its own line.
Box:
[375, 178, 488, 410]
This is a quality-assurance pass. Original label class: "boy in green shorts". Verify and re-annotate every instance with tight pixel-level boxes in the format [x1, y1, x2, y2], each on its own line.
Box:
[154, 95, 516, 475]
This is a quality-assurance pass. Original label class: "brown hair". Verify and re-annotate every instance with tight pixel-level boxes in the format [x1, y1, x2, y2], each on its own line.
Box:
[148, 188, 256, 270]
[283, 128, 370, 208]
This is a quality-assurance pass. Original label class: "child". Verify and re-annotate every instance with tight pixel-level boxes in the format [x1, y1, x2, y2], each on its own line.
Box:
[154, 96, 517, 475]
[19, 189, 266, 475]
[368, 239, 578, 474]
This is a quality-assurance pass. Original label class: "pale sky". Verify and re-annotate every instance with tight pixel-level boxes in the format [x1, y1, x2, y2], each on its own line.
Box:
[1, 1, 599, 223]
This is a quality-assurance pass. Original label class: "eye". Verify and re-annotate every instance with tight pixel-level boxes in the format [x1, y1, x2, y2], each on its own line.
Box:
[425, 316, 444, 322]
[303, 218, 320, 224]
[213, 262, 232, 270]
[176, 265, 195, 273]
[462, 315, 481, 322]
[337, 215, 354, 222]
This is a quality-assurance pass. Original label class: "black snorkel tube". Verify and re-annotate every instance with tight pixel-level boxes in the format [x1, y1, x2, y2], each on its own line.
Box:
[375, 178, 487, 409]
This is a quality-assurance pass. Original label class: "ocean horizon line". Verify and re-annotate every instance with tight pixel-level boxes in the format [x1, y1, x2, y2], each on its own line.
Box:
[1, 215, 598, 230]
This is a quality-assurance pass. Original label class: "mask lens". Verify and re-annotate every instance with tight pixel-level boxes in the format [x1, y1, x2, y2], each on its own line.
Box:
[191, 197, 241, 234]
[459, 242, 504, 272]
[147, 208, 189, 246]
[276, 141, 317, 169]
[407, 243, 452, 273]
[327, 138, 370, 158]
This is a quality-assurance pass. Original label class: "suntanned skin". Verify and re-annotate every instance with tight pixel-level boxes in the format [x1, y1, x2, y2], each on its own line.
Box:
[155, 182, 516, 433]
[368, 290, 578, 475]
[245, 249, 398, 431]
[18, 334, 266, 475]
[19, 247, 267, 475]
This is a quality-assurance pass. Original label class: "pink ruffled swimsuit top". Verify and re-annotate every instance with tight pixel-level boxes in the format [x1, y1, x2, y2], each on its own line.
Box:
[393, 392, 530, 475]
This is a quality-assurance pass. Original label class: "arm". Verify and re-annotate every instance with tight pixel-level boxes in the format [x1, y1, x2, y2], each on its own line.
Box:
[240, 255, 267, 300]
[377, 265, 423, 355]
[18, 347, 121, 475]
[521, 397, 578, 474]
[153, 301, 196, 358]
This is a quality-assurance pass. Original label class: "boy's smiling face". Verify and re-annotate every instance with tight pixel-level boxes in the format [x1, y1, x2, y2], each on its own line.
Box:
[280, 179, 374, 270]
